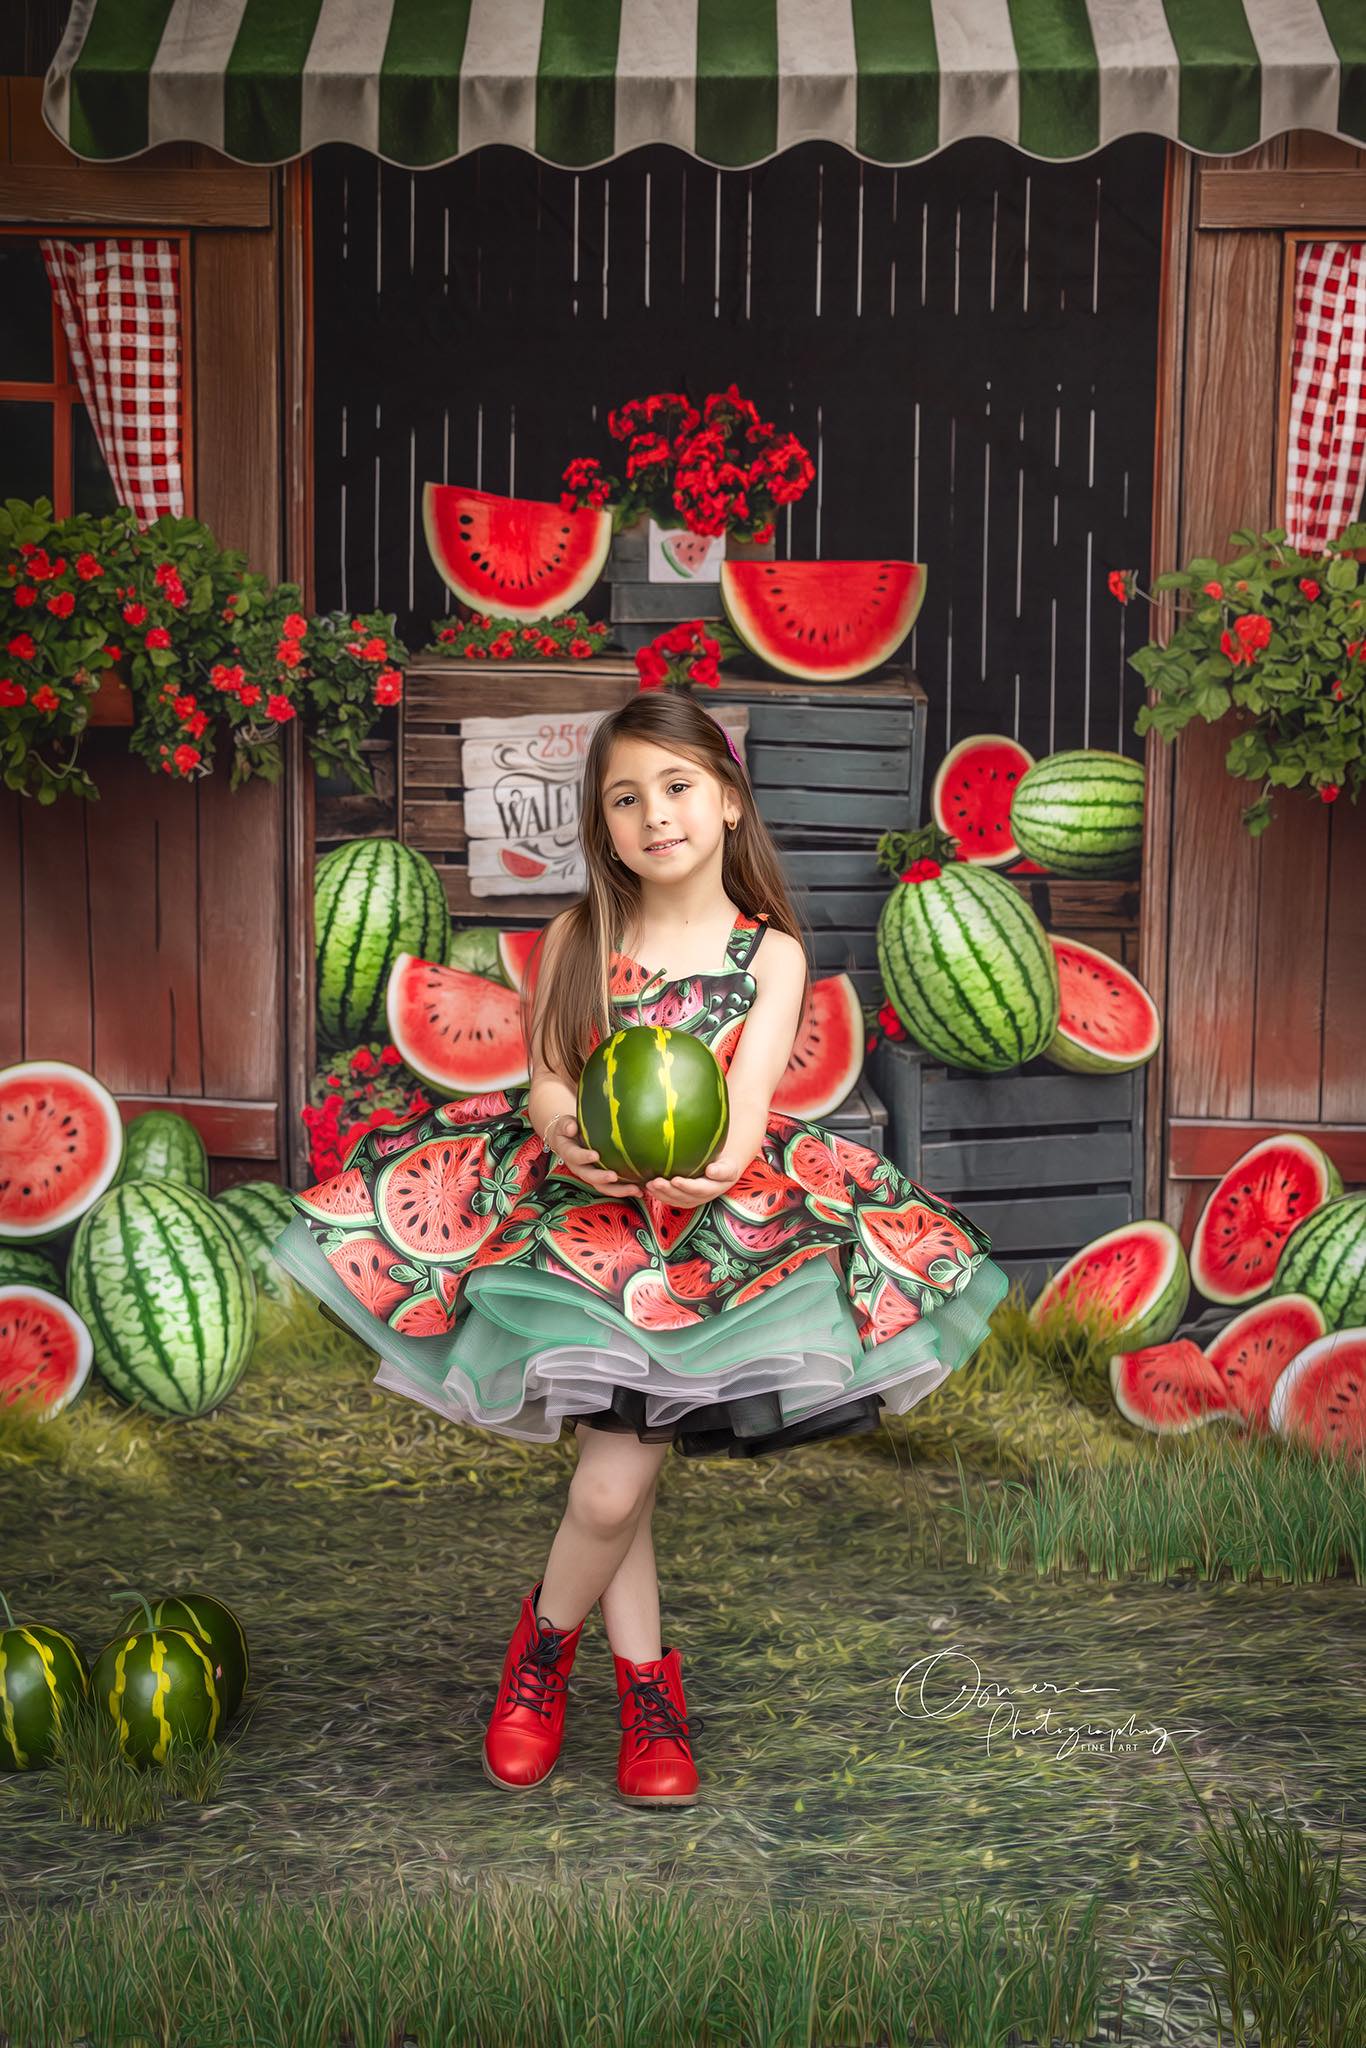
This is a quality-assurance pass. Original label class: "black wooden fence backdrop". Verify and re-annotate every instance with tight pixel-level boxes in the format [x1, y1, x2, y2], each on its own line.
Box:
[311, 134, 1164, 786]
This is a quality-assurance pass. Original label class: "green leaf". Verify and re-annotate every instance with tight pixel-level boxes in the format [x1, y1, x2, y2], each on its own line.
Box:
[1152, 570, 1194, 593]
[1326, 559, 1360, 592]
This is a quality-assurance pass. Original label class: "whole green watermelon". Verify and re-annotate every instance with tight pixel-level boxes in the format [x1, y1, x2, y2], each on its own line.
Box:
[117, 1109, 208, 1192]
[0, 1247, 65, 1296]
[877, 857, 1060, 1072]
[109, 1591, 249, 1720]
[214, 1180, 304, 1309]
[1010, 750, 1145, 877]
[0, 1607, 88, 1771]
[90, 1624, 221, 1768]
[68, 1181, 257, 1418]
[316, 838, 450, 1048]
[577, 1026, 729, 1181]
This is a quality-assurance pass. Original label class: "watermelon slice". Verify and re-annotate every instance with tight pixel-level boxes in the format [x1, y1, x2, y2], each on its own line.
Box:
[422, 484, 611, 623]
[1190, 1133, 1343, 1307]
[386, 953, 530, 1095]
[1029, 1219, 1189, 1352]
[1110, 1340, 1239, 1434]
[660, 529, 719, 579]
[1204, 1293, 1327, 1431]
[1268, 1329, 1366, 1457]
[931, 734, 1036, 867]
[0, 1285, 94, 1418]
[720, 560, 927, 682]
[1042, 938, 1162, 1076]
[0, 1060, 125, 1244]
[497, 927, 547, 1006]
[770, 973, 864, 1118]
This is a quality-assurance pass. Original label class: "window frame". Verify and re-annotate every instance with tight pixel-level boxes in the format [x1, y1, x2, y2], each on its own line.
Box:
[0, 223, 194, 519]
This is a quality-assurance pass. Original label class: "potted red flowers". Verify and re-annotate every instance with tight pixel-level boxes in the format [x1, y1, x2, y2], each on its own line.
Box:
[560, 385, 815, 650]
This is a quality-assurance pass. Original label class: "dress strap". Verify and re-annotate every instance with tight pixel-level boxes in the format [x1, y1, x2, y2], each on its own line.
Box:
[726, 911, 771, 974]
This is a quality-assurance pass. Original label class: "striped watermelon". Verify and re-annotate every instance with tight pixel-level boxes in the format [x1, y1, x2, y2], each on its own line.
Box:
[315, 838, 450, 1048]
[214, 1181, 304, 1309]
[0, 1247, 65, 1295]
[0, 1590, 88, 1772]
[90, 1603, 221, 1768]
[108, 1591, 249, 1720]
[577, 1026, 730, 1181]
[1272, 1194, 1366, 1328]
[116, 1109, 208, 1192]
[876, 846, 1059, 1073]
[1010, 750, 1145, 876]
[68, 1182, 257, 1418]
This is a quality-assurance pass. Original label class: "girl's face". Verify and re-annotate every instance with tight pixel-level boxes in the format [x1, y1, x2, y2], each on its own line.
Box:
[600, 735, 739, 877]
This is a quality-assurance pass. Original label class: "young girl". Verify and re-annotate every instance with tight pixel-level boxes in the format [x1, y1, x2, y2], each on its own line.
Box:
[271, 689, 1008, 1808]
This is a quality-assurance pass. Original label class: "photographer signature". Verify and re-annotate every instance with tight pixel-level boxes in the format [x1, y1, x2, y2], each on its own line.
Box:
[895, 1647, 1173, 1760]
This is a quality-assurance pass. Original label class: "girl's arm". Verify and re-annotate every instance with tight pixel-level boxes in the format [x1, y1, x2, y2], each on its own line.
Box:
[644, 928, 809, 1210]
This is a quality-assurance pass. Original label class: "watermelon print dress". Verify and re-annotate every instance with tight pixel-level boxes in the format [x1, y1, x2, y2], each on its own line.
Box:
[270, 911, 1010, 1460]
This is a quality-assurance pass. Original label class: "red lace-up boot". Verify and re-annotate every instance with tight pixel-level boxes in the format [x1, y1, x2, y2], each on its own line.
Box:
[612, 1645, 705, 1804]
[481, 1579, 586, 1790]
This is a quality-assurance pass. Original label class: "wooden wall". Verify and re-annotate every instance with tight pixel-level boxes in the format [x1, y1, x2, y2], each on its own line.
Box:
[1142, 135, 1366, 1235]
[0, 79, 312, 1191]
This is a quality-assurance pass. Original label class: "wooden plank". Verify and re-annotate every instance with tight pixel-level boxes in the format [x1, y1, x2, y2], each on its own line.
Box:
[0, 785, 21, 1064]
[21, 773, 92, 1069]
[1322, 788, 1366, 1124]
[1252, 784, 1329, 1122]
[921, 1065, 1138, 1129]
[85, 750, 200, 1094]
[193, 228, 280, 577]
[403, 799, 466, 845]
[956, 1192, 1137, 1250]
[747, 743, 910, 792]
[923, 1128, 1136, 1190]
[115, 1096, 279, 1159]
[1169, 1119, 1366, 1183]
[0, 165, 272, 226]
[1197, 168, 1366, 231]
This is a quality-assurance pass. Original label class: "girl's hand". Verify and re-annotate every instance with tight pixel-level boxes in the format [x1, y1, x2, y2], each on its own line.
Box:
[549, 1118, 647, 1201]
[644, 1155, 742, 1211]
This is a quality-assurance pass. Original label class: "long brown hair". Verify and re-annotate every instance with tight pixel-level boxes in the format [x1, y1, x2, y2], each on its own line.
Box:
[526, 690, 809, 1081]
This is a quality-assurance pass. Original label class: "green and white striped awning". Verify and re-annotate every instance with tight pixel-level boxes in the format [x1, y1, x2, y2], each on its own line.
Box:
[44, 0, 1366, 171]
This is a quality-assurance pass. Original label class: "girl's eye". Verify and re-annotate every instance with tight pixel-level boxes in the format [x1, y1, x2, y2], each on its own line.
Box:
[612, 782, 690, 808]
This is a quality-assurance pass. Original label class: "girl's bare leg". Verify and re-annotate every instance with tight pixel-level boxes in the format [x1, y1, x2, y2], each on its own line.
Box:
[596, 1474, 662, 1662]
[535, 1423, 668, 1636]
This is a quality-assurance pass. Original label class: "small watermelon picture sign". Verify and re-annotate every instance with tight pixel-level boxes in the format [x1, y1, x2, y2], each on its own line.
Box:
[649, 522, 724, 583]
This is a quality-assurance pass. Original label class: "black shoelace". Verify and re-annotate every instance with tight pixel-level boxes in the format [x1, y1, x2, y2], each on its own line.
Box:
[505, 1622, 574, 1721]
[620, 1670, 705, 1747]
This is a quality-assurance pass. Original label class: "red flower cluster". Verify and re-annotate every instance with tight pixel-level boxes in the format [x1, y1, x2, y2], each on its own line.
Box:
[430, 609, 607, 663]
[1107, 569, 1133, 605]
[635, 619, 722, 692]
[1220, 612, 1273, 667]
[561, 384, 814, 542]
[303, 1042, 427, 1179]
[898, 858, 942, 884]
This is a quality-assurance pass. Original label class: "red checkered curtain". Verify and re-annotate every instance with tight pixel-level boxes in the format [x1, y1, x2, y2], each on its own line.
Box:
[38, 236, 185, 525]
[1285, 241, 1366, 555]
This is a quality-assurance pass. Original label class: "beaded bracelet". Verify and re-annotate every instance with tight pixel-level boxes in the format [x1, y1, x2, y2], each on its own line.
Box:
[541, 1110, 575, 1152]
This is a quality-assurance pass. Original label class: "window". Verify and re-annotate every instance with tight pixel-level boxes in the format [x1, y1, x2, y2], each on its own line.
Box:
[0, 230, 150, 517]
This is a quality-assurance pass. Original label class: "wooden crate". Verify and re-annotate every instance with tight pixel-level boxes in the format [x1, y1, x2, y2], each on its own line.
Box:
[867, 1039, 1147, 1300]
[823, 1071, 889, 1152]
[401, 657, 927, 1010]
[605, 520, 773, 652]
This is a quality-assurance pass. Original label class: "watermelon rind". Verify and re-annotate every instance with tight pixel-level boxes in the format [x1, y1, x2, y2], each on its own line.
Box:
[1010, 751, 1145, 877]
[107, 1591, 249, 1722]
[0, 1060, 126, 1245]
[1042, 937, 1162, 1076]
[1267, 1327, 1366, 1456]
[876, 865, 1060, 1073]
[0, 1285, 94, 1419]
[770, 973, 864, 1119]
[116, 1109, 208, 1193]
[386, 952, 530, 1095]
[422, 483, 611, 622]
[931, 733, 1036, 868]
[1191, 1134, 1345, 1307]
[1203, 1293, 1327, 1431]
[447, 926, 505, 980]
[1030, 1218, 1189, 1351]
[1271, 1191, 1366, 1328]
[1109, 1340, 1238, 1434]
[0, 1248, 65, 1296]
[720, 559, 927, 682]
[315, 838, 451, 1050]
[68, 1181, 257, 1419]
[214, 1181, 306, 1310]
